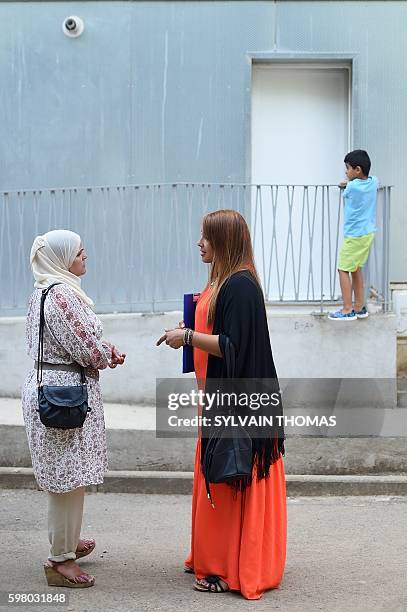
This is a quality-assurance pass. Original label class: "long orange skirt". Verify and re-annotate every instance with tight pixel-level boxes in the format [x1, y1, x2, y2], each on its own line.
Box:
[185, 287, 287, 600]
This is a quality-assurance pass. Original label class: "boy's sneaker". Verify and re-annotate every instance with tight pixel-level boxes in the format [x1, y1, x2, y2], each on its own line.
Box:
[354, 306, 369, 319]
[328, 309, 357, 321]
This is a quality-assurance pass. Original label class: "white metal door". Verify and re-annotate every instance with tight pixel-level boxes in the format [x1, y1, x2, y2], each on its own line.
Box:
[251, 63, 350, 301]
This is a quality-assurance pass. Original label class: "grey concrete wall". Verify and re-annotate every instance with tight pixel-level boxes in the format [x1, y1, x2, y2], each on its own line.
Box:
[0, 308, 397, 403]
[0, 1, 407, 283]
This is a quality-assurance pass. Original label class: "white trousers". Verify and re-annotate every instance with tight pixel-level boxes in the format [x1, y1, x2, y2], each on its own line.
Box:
[47, 486, 85, 562]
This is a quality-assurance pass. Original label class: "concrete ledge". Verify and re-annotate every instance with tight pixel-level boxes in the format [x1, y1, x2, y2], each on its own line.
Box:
[285, 474, 407, 497]
[3, 398, 407, 474]
[97, 470, 193, 494]
[3, 420, 407, 474]
[0, 309, 397, 403]
[2, 468, 407, 496]
[0, 467, 39, 490]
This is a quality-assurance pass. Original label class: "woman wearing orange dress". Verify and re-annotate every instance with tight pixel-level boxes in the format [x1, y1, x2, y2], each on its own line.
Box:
[157, 209, 286, 600]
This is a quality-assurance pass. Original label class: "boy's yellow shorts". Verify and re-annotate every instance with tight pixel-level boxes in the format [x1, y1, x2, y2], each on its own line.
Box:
[338, 232, 375, 272]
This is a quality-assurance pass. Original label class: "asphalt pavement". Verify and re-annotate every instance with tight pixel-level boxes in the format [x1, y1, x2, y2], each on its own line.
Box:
[0, 490, 406, 612]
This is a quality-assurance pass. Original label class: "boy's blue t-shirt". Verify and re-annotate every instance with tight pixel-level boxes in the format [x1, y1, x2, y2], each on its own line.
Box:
[343, 176, 378, 237]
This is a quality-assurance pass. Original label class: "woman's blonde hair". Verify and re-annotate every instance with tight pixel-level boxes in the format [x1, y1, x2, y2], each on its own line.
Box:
[202, 209, 261, 324]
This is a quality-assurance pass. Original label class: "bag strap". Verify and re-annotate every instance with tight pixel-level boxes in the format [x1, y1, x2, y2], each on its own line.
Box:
[36, 283, 86, 387]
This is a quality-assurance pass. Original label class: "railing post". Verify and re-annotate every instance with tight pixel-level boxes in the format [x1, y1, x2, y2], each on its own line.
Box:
[383, 186, 391, 311]
[319, 186, 325, 315]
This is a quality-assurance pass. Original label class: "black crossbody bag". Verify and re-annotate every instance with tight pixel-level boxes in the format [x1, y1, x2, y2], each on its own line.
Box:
[36, 282, 90, 429]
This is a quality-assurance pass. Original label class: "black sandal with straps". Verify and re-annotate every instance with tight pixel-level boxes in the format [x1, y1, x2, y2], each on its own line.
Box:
[194, 575, 229, 593]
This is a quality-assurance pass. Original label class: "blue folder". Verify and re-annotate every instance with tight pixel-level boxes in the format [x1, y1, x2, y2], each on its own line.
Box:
[182, 293, 200, 373]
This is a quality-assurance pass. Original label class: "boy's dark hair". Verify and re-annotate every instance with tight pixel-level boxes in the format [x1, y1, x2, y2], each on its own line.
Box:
[344, 149, 371, 176]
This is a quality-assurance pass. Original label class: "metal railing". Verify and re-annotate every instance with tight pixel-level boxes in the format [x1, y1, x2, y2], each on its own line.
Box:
[251, 184, 391, 313]
[0, 183, 391, 315]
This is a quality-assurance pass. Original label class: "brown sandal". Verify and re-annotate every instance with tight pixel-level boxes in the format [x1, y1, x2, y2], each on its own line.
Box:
[43, 562, 95, 588]
[75, 538, 96, 559]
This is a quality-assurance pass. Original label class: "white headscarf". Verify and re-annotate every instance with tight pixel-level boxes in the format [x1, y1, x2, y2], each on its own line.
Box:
[30, 229, 94, 308]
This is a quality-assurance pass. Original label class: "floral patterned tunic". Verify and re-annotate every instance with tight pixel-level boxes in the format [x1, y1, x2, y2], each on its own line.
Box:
[22, 283, 112, 493]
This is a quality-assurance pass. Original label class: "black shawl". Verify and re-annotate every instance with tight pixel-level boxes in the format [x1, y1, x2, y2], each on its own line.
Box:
[201, 270, 285, 489]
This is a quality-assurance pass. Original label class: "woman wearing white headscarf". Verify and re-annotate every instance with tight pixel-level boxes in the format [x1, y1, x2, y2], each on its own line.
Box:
[22, 229, 126, 588]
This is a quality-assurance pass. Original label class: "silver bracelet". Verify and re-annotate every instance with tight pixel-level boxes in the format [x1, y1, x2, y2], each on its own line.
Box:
[183, 328, 191, 346]
[183, 328, 194, 346]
